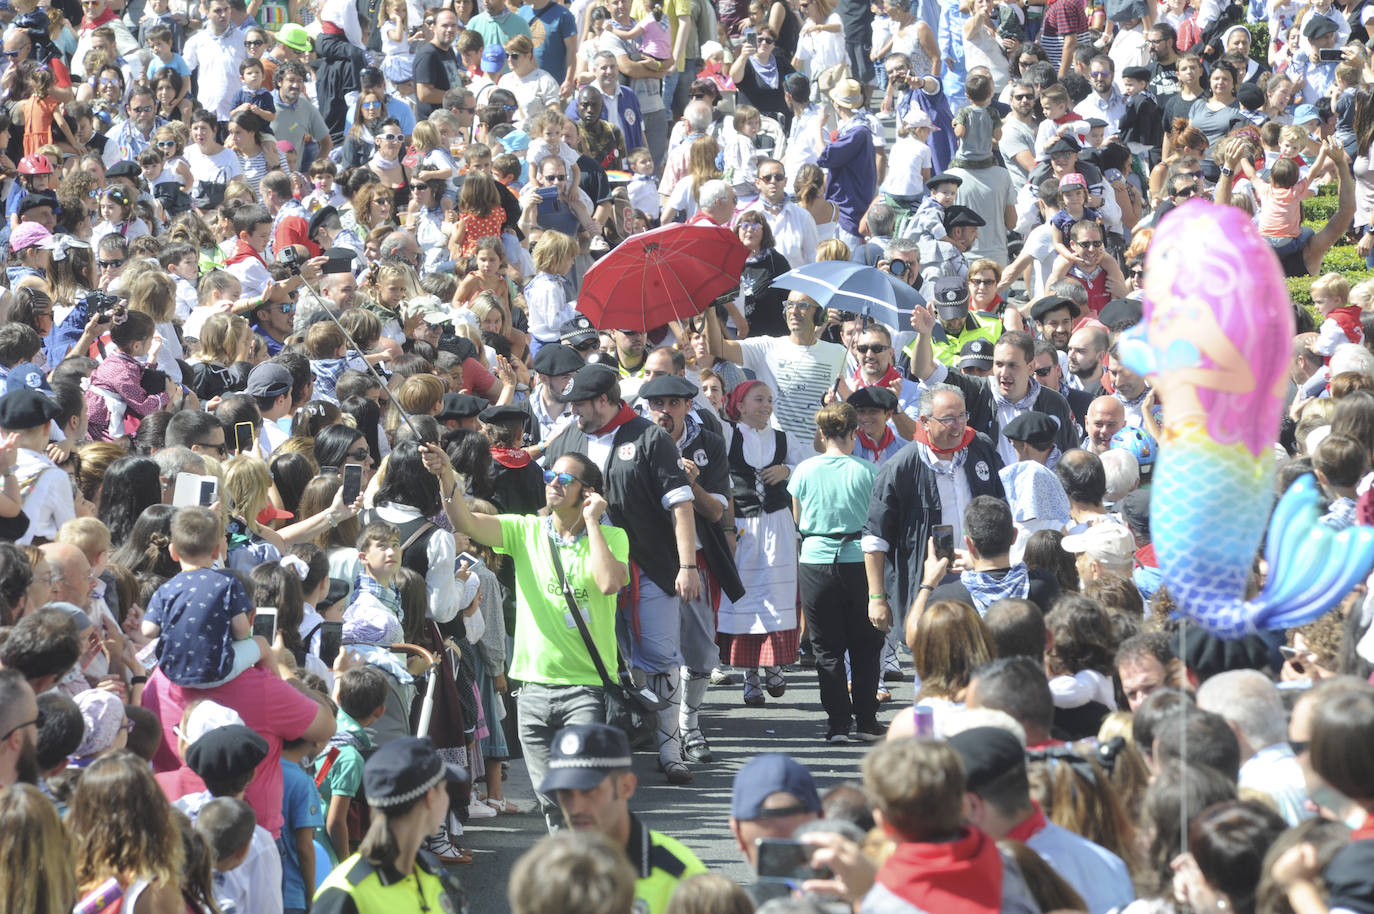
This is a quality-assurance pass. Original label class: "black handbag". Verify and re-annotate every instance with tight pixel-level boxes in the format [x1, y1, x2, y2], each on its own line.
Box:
[544, 530, 667, 749]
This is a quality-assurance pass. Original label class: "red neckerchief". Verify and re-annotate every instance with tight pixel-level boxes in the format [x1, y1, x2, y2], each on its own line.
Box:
[1351, 817, 1374, 841]
[592, 402, 638, 437]
[876, 828, 1003, 914]
[973, 295, 1004, 320]
[226, 238, 266, 268]
[912, 420, 975, 458]
[80, 6, 115, 29]
[854, 365, 902, 388]
[858, 424, 896, 454]
[490, 446, 530, 468]
[1329, 305, 1364, 344]
[1136, 542, 1158, 568]
[1006, 801, 1049, 843]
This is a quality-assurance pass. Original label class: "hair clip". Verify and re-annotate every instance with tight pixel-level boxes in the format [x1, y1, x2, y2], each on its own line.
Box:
[279, 554, 310, 580]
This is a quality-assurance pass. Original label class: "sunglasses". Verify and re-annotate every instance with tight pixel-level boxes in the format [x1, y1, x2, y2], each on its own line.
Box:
[855, 344, 888, 354]
[245, 38, 266, 46]
[424, 16, 435, 23]
[759, 173, 786, 182]
[1090, 70, 1111, 78]
[572, 338, 599, 352]
[757, 36, 775, 43]
[199, 441, 228, 456]
[278, 302, 295, 313]
[1034, 365, 1054, 377]
[544, 469, 586, 487]
[1173, 186, 1197, 198]
[1012, 93, 1034, 100]
[1130, 267, 1145, 278]
[0, 709, 45, 740]
[131, 105, 153, 113]
[97, 258, 125, 269]
[1075, 240, 1104, 249]
[379, 133, 404, 141]
[690, 92, 707, 99]
[362, 101, 383, 110]
[347, 448, 371, 461]
[156, 140, 177, 148]
[544, 173, 567, 182]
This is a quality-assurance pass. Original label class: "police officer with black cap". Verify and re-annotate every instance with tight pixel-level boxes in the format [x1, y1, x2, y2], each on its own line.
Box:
[912, 276, 1002, 370]
[542, 364, 702, 785]
[314, 737, 469, 914]
[479, 403, 546, 515]
[916, 206, 984, 287]
[541, 723, 706, 914]
[638, 373, 744, 764]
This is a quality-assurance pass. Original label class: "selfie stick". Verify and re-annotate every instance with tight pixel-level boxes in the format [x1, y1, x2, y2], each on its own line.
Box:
[290, 263, 428, 443]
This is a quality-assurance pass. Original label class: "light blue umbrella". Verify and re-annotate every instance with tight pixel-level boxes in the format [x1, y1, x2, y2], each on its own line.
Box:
[769, 260, 920, 329]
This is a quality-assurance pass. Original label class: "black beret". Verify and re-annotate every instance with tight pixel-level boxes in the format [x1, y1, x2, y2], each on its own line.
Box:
[943, 205, 986, 230]
[1046, 136, 1081, 156]
[926, 172, 963, 189]
[478, 403, 528, 425]
[0, 387, 59, 430]
[558, 364, 619, 403]
[185, 724, 269, 783]
[18, 192, 56, 214]
[1002, 411, 1058, 446]
[308, 206, 338, 236]
[531, 344, 586, 377]
[847, 386, 899, 411]
[437, 393, 489, 420]
[1121, 65, 1152, 82]
[948, 727, 1026, 793]
[639, 374, 699, 400]
[1029, 295, 1081, 321]
[1098, 298, 1143, 331]
[1304, 15, 1338, 39]
[106, 160, 140, 179]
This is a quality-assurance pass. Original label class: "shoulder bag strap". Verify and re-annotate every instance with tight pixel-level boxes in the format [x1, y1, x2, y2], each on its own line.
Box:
[399, 520, 437, 555]
[544, 530, 618, 690]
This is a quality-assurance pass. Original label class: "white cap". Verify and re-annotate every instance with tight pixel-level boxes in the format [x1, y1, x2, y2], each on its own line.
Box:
[176, 700, 246, 746]
[701, 40, 725, 60]
[1060, 519, 1135, 564]
[903, 107, 936, 130]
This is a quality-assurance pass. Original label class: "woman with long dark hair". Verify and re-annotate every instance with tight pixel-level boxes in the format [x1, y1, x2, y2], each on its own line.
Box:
[108, 503, 180, 585]
[314, 424, 377, 485]
[368, 117, 412, 211]
[96, 456, 162, 546]
[225, 110, 281, 196]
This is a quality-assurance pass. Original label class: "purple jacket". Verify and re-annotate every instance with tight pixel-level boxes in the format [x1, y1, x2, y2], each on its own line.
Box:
[816, 118, 876, 237]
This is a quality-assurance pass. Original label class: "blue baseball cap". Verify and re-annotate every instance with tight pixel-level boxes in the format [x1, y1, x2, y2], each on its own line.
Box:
[1293, 103, 1321, 125]
[730, 753, 822, 821]
[481, 45, 507, 73]
[4, 363, 52, 395]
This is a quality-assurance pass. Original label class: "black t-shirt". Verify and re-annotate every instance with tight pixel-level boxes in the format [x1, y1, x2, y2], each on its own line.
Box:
[413, 42, 462, 118]
[1149, 59, 1180, 99]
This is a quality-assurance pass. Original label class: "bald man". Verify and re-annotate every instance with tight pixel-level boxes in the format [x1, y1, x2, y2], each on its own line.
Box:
[41, 543, 95, 612]
[1084, 397, 1125, 453]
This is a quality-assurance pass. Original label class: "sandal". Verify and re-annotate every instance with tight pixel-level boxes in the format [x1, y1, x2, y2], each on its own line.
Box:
[484, 797, 521, 814]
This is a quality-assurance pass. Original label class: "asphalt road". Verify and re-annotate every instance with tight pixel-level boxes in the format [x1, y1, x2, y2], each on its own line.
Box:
[451, 664, 907, 913]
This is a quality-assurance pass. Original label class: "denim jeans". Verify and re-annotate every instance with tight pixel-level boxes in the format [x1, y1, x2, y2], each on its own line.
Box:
[516, 682, 605, 825]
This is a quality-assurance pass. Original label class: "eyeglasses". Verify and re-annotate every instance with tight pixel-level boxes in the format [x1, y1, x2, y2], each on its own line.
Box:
[1012, 93, 1034, 100]
[97, 258, 125, 269]
[131, 105, 153, 114]
[926, 411, 969, 426]
[690, 92, 707, 99]
[199, 441, 227, 455]
[346, 447, 371, 461]
[1090, 70, 1111, 78]
[509, 51, 522, 59]
[1075, 240, 1104, 249]
[1033, 365, 1054, 377]
[757, 36, 775, 44]
[544, 469, 586, 487]
[379, 132, 403, 141]
[0, 709, 44, 741]
[1173, 186, 1197, 199]
[245, 38, 266, 46]
[424, 16, 435, 23]
[0, 51, 18, 60]
[759, 173, 786, 182]
[156, 140, 177, 148]
[855, 344, 888, 354]
[969, 277, 996, 285]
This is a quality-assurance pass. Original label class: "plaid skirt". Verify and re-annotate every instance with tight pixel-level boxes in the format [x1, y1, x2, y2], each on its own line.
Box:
[720, 626, 800, 668]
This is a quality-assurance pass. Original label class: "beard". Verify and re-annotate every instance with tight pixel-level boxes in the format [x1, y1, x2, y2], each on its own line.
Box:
[15, 733, 38, 786]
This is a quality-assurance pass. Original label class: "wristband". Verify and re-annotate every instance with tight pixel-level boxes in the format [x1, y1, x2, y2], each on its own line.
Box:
[130, 675, 148, 685]
[918, 583, 935, 592]
[680, 564, 697, 569]
[868, 593, 886, 600]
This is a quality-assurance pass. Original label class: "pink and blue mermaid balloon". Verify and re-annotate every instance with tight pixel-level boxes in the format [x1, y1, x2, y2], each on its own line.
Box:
[1117, 199, 1374, 639]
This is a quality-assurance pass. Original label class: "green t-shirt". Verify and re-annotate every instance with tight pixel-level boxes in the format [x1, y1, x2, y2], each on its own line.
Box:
[788, 454, 876, 564]
[317, 709, 371, 803]
[496, 514, 630, 686]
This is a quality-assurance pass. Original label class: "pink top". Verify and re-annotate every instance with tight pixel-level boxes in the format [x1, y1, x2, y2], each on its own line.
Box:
[84, 353, 170, 441]
[143, 667, 321, 838]
[1256, 176, 1309, 240]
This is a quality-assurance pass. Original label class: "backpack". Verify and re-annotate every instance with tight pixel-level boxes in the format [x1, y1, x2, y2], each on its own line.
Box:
[314, 729, 373, 848]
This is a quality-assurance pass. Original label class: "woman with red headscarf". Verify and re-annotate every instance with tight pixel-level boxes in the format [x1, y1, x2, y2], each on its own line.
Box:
[717, 379, 804, 707]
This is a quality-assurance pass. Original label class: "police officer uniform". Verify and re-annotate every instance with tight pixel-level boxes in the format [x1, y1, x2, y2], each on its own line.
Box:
[313, 739, 469, 914]
[540, 724, 707, 914]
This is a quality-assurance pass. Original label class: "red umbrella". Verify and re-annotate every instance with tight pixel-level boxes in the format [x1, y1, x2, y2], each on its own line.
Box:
[576, 221, 748, 331]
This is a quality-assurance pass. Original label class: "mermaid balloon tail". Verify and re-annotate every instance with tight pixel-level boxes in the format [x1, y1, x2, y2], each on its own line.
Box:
[1125, 199, 1374, 639]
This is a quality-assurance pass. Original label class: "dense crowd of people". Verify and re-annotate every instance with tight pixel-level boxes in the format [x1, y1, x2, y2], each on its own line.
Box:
[2, 0, 1374, 908]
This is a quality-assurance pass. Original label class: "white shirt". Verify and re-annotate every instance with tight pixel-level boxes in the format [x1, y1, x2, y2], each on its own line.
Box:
[1240, 743, 1312, 826]
[498, 68, 562, 123]
[374, 501, 461, 623]
[737, 335, 847, 456]
[882, 135, 932, 196]
[258, 417, 290, 457]
[14, 447, 75, 545]
[221, 825, 284, 914]
[184, 26, 248, 120]
[743, 198, 819, 270]
[524, 272, 577, 343]
[1074, 88, 1127, 135]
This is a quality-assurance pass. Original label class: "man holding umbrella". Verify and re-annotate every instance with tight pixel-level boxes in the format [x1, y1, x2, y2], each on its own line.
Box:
[705, 293, 847, 457]
[542, 364, 704, 785]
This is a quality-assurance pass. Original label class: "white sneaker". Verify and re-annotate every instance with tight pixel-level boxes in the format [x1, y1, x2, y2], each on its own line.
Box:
[467, 799, 497, 819]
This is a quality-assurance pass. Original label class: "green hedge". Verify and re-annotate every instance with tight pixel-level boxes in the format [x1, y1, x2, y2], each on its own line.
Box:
[1247, 22, 1269, 65]
[1303, 195, 1344, 223]
[1286, 242, 1374, 311]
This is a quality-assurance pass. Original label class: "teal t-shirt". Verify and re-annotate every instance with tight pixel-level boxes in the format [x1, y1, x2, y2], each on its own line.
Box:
[788, 453, 877, 564]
